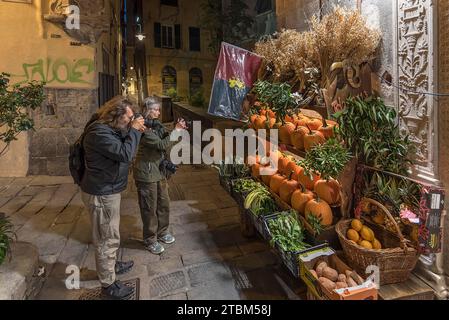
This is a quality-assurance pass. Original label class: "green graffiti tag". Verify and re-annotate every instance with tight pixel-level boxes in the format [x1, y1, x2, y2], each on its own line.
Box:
[13, 58, 95, 85]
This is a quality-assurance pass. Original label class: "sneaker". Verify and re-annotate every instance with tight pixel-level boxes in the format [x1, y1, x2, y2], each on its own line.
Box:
[158, 234, 175, 244]
[145, 241, 165, 255]
[115, 260, 134, 275]
[101, 280, 134, 300]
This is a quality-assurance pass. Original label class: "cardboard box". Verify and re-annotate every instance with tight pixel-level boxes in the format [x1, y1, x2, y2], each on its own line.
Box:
[299, 246, 378, 300]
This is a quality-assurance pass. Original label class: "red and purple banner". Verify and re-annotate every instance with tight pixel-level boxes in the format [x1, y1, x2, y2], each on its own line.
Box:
[208, 42, 262, 121]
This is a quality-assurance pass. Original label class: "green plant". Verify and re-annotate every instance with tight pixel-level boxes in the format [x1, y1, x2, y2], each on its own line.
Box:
[334, 96, 413, 175]
[0, 214, 16, 265]
[363, 171, 421, 215]
[299, 138, 351, 180]
[215, 161, 234, 178]
[268, 211, 310, 252]
[214, 158, 250, 179]
[233, 178, 260, 194]
[189, 87, 207, 108]
[252, 80, 300, 123]
[307, 214, 324, 235]
[244, 185, 277, 216]
[165, 87, 182, 102]
[0, 72, 45, 156]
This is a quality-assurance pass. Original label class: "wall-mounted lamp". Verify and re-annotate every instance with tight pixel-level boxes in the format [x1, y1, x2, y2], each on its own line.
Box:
[136, 23, 146, 41]
[130, 66, 134, 70]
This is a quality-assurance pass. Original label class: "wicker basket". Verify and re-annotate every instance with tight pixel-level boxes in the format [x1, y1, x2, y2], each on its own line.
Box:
[335, 198, 419, 285]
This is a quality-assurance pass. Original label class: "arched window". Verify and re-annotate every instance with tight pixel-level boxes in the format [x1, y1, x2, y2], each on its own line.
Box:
[189, 67, 203, 96]
[161, 66, 177, 95]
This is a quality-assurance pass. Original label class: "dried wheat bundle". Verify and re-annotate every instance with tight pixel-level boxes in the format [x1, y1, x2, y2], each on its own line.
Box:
[255, 6, 381, 89]
[255, 29, 309, 82]
[308, 6, 381, 83]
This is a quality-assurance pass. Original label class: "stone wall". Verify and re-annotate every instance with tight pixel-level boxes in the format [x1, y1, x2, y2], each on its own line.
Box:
[28, 88, 97, 176]
[0, 0, 122, 176]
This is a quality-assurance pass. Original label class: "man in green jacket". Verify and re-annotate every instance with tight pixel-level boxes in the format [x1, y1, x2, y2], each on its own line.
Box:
[133, 97, 187, 254]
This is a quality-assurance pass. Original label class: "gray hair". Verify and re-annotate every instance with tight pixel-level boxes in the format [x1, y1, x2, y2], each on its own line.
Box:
[142, 96, 160, 117]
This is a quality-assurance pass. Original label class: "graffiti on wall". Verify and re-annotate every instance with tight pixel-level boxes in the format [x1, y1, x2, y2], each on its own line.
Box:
[12, 58, 95, 85]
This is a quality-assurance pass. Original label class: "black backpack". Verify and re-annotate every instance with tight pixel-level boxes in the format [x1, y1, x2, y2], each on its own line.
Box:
[69, 115, 98, 185]
[69, 134, 86, 185]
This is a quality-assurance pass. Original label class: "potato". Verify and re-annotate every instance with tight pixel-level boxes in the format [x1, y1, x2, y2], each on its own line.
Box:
[338, 274, 347, 283]
[336, 282, 347, 289]
[322, 267, 338, 282]
[309, 269, 318, 279]
[345, 270, 353, 279]
[315, 261, 328, 277]
[346, 277, 358, 287]
[319, 277, 336, 291]
[349, 271, 364, 285]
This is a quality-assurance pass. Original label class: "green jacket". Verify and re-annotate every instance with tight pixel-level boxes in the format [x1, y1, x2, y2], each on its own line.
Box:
[133, 127, 173, 183]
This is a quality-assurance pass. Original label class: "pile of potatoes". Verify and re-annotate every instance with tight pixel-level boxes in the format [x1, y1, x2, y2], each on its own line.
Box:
[309, 260, 365, 291]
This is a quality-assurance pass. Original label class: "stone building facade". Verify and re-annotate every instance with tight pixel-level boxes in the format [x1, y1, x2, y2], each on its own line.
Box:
[0, 0, 124, 176]
[126, 0, 217, 102]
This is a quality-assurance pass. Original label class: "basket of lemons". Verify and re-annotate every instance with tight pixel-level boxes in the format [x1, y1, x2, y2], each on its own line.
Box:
[335, 198, 419, 285]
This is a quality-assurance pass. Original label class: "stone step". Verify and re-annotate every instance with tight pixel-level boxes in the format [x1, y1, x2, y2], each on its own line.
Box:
[0, 242, 42, 300]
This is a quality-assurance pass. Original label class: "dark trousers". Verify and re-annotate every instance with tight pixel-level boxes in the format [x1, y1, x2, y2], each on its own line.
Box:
[136, 180, 170, 244]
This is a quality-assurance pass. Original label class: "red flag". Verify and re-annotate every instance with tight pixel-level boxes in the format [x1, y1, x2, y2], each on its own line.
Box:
[208, 42, 262, 121]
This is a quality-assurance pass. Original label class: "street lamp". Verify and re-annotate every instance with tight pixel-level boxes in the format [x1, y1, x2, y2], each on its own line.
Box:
[136, 23, 146, 41]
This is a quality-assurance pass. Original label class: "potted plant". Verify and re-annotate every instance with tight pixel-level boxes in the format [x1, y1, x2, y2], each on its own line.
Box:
[0, 213, 15, 266]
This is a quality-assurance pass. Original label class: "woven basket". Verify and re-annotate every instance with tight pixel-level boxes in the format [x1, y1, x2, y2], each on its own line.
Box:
[335, 198, 419, 285]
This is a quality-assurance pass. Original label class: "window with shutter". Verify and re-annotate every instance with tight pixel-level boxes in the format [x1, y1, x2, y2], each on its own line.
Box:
[154, 22, 161, 48]
[161, 25, 174, 48]
[175, 24, 181, 49]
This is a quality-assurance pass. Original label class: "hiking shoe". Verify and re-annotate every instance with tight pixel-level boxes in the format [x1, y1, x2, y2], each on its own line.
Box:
[158, 234, 175, 244]
[145, 241, 165, 255]
[115, 260, 134, 275]
[101, 280, 134, 300]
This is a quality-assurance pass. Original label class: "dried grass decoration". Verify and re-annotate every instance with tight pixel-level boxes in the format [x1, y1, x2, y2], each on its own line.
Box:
[254, 6, 381, 89]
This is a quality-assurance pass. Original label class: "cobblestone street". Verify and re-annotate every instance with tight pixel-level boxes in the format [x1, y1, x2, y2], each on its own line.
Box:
[0, 165, 305, 300]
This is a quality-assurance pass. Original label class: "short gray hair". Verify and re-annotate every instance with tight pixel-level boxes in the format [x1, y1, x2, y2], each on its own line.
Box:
[142, 96, 160, 117]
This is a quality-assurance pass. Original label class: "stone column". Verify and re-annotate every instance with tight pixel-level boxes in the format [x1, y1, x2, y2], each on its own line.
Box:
[397, 0, 438, 184]
[396, 0, 448, 299]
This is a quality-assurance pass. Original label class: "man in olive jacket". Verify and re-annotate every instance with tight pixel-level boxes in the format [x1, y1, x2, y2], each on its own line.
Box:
[80, 96, 145, 299]
[133, 97, 186, 255]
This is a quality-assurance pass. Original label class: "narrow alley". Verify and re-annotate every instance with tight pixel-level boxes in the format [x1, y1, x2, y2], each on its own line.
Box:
[0, 165, 305, 300]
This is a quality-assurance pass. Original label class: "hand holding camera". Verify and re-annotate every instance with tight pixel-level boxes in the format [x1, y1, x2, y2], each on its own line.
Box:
[131, 115, 146, 132]
[175, 118, 188, 130]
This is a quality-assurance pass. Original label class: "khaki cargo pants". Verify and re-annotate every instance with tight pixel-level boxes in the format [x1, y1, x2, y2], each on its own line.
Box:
[81, 192, 121, 287]
[136, 180, 170, 245]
